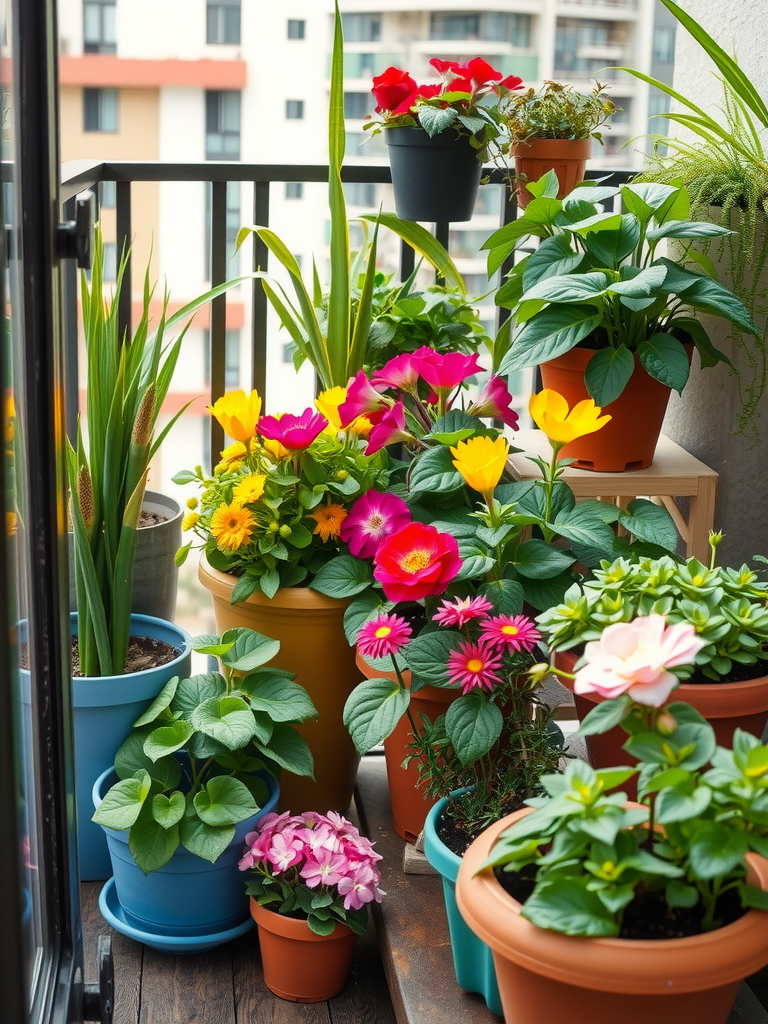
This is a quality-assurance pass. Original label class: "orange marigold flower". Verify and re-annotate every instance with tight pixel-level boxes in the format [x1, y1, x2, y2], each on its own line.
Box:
[210, 501, 256, 552]
[309, 503, 348, 542]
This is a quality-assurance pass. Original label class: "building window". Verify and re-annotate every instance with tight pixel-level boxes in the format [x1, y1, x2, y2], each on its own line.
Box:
[83, 0, 116, 54]
[203, 328, 241, 388]
[207, 0, 240, 44]
[343, 91, 371, 119]
[341, 12, 381, 43]
[83, 88, 118, 132]
[343, 181, 376, 207]
[430, 12, 530, 45]
[287, 19, 305, 40]
[102, 241, 117, 281]
[205, 90, 241, 159]
[653, 25, 676, 64]
[100, 180, 117, 209]
[285, 182, 303, 200]
[286, 100, 304, 120]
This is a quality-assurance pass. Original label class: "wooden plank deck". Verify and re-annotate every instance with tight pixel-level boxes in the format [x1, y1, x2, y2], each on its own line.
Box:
[81, 755, 768, 1024]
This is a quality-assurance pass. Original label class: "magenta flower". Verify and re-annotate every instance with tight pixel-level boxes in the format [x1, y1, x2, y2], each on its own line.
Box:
[468, 376, 520, 430]
[257, 409, 328, 450]
[340, 489, 411, 559]
[374, 522, 462, 603]
[371, 346, 435, 391]
[338, 370, 389, 426]
[411, 350, 483, 394]
[433, 595, 493, 629]
[300, 848, 348, 889]
[267, 830, 304, 873]
[337, 862, 384, 911]
[480, 615, 541, 653]
[357, 613, 413, 660]
[365, 397, 414, 456]
[447, 640, 504, 694]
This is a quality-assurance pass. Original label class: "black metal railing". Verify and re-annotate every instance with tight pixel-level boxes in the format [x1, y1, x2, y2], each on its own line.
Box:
[59, 159, 636, 459]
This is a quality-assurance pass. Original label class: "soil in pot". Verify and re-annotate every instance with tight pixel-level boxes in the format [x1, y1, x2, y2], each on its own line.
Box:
[22, 634, 182, 675]
[436, 789, 526, 858]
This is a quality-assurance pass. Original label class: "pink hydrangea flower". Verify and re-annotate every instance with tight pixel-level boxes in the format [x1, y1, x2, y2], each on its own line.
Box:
[257, 409, 328, 450]
[468, 376, 520, 430]
[357, 613, 413, 660]
[573, 614, 707, 708]
[447, 640, 504, 694]
[340, 489, 411, 559]
[479, 614, 541, 653]
[433, 594, 493, 629]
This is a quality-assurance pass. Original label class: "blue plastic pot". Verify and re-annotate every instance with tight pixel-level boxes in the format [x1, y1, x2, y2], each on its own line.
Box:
[71, 613, 192, 881]
[93, 764, 279, 934]
[423, 791, 502, 1016]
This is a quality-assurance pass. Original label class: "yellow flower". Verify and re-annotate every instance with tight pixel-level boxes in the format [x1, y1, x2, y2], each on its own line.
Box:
[262, 437, 291, 461]
[315, 387, 347, 431]
[186, 496, 199, 510]
[529, 390, 611, 444]
[346, 414, 373, 438]
[208, 389, 262, 443]
[233, 473, 267, 504]
[6, 511, 17, 537]
[450, 435, 509, 497]
[182, 512, 200, 531]
[309, 503, 348, 542]
[210, 501, 256, 552]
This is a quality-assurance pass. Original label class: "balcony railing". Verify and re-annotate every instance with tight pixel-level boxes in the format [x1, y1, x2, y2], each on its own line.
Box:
[59, 159, 636, 461]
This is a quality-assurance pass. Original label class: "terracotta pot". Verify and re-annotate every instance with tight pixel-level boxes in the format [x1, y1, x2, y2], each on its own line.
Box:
[199, 554, 361, 814]
[456, 809, 768, 1024]
[555, 650, 768, 795]
[385, 125, 483, 223]
[355, 650, 460, 843]
[540, 347, 681, 472]
[510, 138, 592, 209]
[250, 897, 357, 1002]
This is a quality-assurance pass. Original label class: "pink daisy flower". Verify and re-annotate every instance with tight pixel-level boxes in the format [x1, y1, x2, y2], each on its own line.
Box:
[357, 613, 412, 660]
[447, 640, 504, 694]
[433, 594, 493, 629]
[339, 489, 411, 559]
[479, 615, 541, 653]
[257, 409, 328, 450]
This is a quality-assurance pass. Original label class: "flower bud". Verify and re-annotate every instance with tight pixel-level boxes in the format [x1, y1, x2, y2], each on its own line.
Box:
[131, 383, 157, 446]
[336, 470, 349, 481]
[279, 524, 292, 539]
[76, 465, 95, 530]
[526, 662, 552, 686]
[655, 710, 678, 735]
[186, 496, 198, 510]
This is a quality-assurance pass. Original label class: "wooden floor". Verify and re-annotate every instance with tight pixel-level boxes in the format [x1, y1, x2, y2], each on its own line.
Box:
[81, 755, 768, 1024]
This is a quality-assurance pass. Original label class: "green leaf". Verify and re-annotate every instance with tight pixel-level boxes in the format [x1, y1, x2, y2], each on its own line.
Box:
[133, 676, 180, 727]
[193, 775, 259, 826]
[151, 790, 186, 829]
[552, 505, 619, 552]
[171, 673, 227, 720]
[576, 696, 632, 737]
[521, 235, 584, 290]
[128, 811, 181, 873]
[637, 334, 690, 393]
[665, 880, 700, 908]
[344, 590, 387, 645]
[445, 695, 503, 765]
[343, 677, 410, 753]
[617, 499, 679, 553]
[402, 630, 463, 687]
[418, 104, 458, 137]
[688, 823, 749, 879]
[220, 629, 281, 672]
[513, 539, 575, 579]
[522, 271, 609, 304]
[584, 345, 635, 406]
[655, 785, 712, 824]
[143, 720, 195, 762]
[92, 770, 152, 830]
[408, 445, 464, 497]
[522, 877, 619, 937]
[478, 578, 524, 616]
[310, 554, 372, 599]
[243, 677, 318, 724]
[583, 214, 640, 267]
[253, 722, 315, 778]
[179, 801, 236, 863]
[428, 409, 480, 447]
[500, 306, 603, 374]
[190, 696, 258, 748]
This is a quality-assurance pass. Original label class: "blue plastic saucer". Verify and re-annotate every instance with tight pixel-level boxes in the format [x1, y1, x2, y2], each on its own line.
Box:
[98, 877, 255, 953]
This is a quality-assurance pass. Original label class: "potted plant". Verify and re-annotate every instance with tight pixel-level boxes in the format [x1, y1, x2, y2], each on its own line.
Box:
[239, 810, 384, 1001]
[91, 626, 316, 951]
[456, 616, 768, 1024]
[486, 176, 759, 470]
[365, 57, 524, 222]
[175, 387, 389, 814]
[505, 80, 619, 208]
[537, 533, 768, 778]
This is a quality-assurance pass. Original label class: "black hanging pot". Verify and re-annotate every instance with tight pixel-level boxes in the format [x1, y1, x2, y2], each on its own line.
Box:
[385, 126, 483, 223]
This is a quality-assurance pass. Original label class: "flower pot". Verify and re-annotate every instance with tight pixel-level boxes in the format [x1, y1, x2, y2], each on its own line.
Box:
[540, 347, 678, 471]
[510, 138, 592, 209]
[456, 809, 768, 1024]
[555, 649, 768, 788]
[385, 126, 483, 223]
[355, 650, 460, 843]
[250, 896, 358, 1002]
[93, 765, 278, 938]
[423, 793, 502, 1015]
[68, 490, 183, 621]
[22, 613, 192, 881]
[199, 554, 361, 814]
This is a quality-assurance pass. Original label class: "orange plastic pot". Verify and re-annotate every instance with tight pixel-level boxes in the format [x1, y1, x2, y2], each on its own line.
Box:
[199, 554, 361, 814]
[539, 348, 678, 472]
[456, 809, 768, 1024]
[510, 138, 592, 209]
[355, 650, 460, 843]
[249, 897, 357, 1002]
[556, 649, 768, 786]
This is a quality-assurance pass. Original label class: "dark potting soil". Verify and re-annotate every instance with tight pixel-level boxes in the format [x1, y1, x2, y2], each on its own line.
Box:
[70, 634, 180, 676]
[685, 657, 768, 686]
[493, 867, 747, 940]
[138, 509, 168, 528]
[435, 791, 526, 859]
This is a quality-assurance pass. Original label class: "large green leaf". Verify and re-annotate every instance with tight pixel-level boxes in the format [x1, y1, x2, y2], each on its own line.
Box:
[522, 271, 610, 304]
[500, 307, 603, 373]
[522, 235, 584, 291]
[583, 214, 640, 267]
[129, 810, 181, 873]
[408, 445, 465, 497]
[513, 540, 575, 579]
[220, 629, 281, 672]
[310, 554, 373, 599]
[151, 791, 186, 830]
[193, 776, 259, 826]
[143, 721, 195, 762]
[253, 722, 314, 777]
[190, 696, 258, 749]
[522, 877, 619, 937]
[402, 630, 463, 686]
[617, 498, 679, 553]
[343, 678, 410, 753]
[179, 802, 236, 863]
[91, 770, 151, 830]
[687, 823, 750, 879]
[584, 345, 635, 405]
[241, 677, 317, 724]
[552, 504, 619, 550]
[133, 675, 180, 727]
[171, 673, 227, 721]
[637, 334, 690, 393]
[445, 695, 503, 765]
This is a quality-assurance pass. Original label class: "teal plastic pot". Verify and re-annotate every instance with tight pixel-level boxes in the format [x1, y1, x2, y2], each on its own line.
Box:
[423, 792, 502, 1016]
[93, 764, 278, 935]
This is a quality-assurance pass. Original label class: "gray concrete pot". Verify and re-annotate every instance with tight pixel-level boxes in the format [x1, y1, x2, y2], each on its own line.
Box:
[69, 489, 183, 622]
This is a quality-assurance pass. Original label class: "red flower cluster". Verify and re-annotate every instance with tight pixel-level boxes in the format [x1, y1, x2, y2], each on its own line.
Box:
[372, 57, 523, 116]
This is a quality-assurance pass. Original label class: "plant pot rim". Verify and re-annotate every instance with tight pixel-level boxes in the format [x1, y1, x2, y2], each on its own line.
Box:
[423, 789, 471, 879]
[141, 489, 183, 525]
[510, 137, 593, 156]
[385, 124, 478, 148]
[456, 808, 768, 993]
[249, 895, 354, 941]
[198, 552, 352, 611]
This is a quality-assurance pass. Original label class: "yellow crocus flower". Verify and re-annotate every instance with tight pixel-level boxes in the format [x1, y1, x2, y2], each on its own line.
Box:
[450, 435, 509, 497]
[208, 389, 262, 443]
[529, 390, 611, 444]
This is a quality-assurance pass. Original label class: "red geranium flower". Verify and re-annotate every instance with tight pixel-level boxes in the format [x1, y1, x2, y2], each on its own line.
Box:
[373, 522, 461, 603]
[372, 67, 418, 112]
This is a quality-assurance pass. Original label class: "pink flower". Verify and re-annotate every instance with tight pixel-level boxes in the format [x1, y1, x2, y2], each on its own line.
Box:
[267, 830, 305, 873]
[339, 370, 389, 426]
[357, 613, 413, 660]
[411, 350, 483, 398]
[374, 522, 462, 603]
[365, 398, 414, 456]
[337, 862, 384, 911]
[447, 640, 504, 694]
[573, 614, 707, 708]
[371, 346, 435, 391]
[340, 489, 411, 559]
[433, 595, 493, 629]
[257, 409, 327, 451]
[480, 615, 541, 653]
[300, 847, 348, 889]
[468, 376, 520, 431]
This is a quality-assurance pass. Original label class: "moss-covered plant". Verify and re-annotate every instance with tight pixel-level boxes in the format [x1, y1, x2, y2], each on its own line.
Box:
[506, 80, 618, 144]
